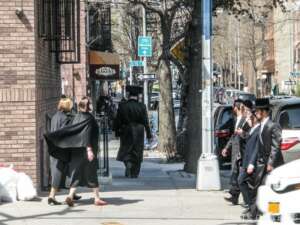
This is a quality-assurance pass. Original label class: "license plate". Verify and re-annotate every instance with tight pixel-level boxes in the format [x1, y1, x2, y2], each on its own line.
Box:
[268, 202, 280, 214]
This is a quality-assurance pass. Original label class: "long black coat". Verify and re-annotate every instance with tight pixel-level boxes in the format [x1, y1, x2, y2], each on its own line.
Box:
[242, 125, 260, 169]
[44, 112, 100, 188]
[49, 111, 73, 188]
[225, 117, 248, 165]
[114, 99, 151, 164]
[258, 120, 284, 168]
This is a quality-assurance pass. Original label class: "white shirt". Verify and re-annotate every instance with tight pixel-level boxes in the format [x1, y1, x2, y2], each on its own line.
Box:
[235, 115, 242, 129]
[250, 123, 260, 135]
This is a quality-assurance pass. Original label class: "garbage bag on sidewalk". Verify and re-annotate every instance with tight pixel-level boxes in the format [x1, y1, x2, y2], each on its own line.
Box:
[17, 173, 37, 201]
[0, 167, 18, 202]
[0, 166, 37, 202]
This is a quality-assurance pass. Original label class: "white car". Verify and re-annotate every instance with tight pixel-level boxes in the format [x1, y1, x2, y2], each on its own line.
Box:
[257, 159, 300, 224]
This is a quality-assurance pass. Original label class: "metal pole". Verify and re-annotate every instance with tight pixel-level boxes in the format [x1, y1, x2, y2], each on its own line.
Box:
[197, 0, 221, 191]
[142, 6, 148, 108]
[237, 20, 241, 90]
[129, 17, 133, 85]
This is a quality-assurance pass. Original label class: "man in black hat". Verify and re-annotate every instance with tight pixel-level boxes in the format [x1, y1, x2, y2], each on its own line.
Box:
[222, 99, 249, 205]
[242, 98, 284, 219]
[238, 111, 261, 220]
[114, 86, 152, 178]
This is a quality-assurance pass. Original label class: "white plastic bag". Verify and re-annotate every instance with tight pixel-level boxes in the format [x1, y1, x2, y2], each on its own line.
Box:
[0, 167, 18, 202]
[16, 173, 37, 201]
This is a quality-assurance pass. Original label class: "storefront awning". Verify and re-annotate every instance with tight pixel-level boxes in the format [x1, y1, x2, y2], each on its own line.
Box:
[89, 51, 120, 80]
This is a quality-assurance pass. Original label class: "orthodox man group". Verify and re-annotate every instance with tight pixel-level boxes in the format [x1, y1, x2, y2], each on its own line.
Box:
[222, 98, 284, 220]
[44, 85, 151, 206]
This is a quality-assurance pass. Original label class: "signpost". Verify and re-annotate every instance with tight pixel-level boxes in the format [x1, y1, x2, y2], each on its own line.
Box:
[290, 72, 300, 77]
[130, 60, 144, 67]
[285, 80, 297, 86]
[138, 36, 153, 57]
[138, 73, 157, 81]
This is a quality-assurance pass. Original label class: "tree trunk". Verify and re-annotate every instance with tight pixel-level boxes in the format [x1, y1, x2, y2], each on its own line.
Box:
[184, 0, 202, 173]
[158, 59, 177, 159]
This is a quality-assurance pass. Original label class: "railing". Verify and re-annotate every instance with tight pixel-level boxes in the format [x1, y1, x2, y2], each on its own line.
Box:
[95, 113, 110, 177]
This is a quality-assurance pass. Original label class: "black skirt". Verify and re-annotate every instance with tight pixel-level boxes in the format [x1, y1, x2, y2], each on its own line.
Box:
[50, 156, 68, 189]
[66, 149, 99, 188]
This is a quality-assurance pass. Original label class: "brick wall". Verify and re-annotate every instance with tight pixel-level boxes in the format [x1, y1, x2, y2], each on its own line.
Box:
[0, 0, 61, 187]
[0, 0, 38, 182]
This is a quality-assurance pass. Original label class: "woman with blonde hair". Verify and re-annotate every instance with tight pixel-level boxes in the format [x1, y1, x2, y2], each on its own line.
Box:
[48, 96, 81, 205]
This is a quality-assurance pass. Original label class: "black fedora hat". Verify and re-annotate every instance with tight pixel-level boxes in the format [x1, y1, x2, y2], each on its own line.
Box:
[255, 98, 270, 110]
[126, 85, 143, 96]
[243, 99, 253, 110]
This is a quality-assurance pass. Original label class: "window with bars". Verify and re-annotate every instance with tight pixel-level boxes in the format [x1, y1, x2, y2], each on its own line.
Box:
[38, 0, 80, 64]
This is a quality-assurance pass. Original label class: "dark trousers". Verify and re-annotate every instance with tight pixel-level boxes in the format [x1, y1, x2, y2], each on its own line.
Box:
[238, 168, 253, 206]
[124, 161, 142, 178]
[229, 159, 241, 199]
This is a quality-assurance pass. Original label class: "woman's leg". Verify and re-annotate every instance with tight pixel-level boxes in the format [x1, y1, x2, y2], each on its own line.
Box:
[68, 187, 77, 199]
[93, 187, 107, 205]
[49, 187, 58, 199]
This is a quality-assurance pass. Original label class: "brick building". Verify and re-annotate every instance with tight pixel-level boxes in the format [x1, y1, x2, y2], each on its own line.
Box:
[0, 0, 85, 189]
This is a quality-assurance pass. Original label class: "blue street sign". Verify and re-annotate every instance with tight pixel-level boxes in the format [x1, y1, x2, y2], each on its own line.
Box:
[203, 0, 212, 40]
[138, 36, 152, 57]
[130, 60, 144, 67]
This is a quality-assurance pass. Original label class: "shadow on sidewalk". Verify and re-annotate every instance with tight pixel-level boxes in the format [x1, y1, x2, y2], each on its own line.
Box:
[76, 197, 143, 206]
[0, 208, 84, 225]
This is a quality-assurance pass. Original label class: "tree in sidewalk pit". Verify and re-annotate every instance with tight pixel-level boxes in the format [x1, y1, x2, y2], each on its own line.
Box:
[128, 0, 192, 160]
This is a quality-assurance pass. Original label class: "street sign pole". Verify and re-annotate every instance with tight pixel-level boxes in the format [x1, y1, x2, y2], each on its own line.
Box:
[197, 0, 221, 191]
[142, 6, 149, 109]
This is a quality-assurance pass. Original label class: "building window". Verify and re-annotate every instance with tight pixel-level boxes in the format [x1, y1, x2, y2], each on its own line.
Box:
[37, 0, 81, 64]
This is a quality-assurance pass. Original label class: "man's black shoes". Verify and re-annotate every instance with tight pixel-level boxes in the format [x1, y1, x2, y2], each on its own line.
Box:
[224, 196, 238, 205]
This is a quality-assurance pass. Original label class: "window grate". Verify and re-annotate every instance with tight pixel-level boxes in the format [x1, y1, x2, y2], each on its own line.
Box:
[38, 0, 81, 64]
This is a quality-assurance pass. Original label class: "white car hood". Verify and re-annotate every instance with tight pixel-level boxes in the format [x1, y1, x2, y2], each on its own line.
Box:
[266, 159, 300, 190]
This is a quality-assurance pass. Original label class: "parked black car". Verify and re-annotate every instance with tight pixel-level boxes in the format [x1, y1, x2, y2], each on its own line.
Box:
[214, 104, 234, 169]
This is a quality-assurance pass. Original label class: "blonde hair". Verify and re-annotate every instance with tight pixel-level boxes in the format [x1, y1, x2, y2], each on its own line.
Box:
[57, 97, 73, 112]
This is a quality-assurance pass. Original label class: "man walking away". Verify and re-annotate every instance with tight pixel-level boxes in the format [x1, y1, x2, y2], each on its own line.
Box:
[114, 86, 152, 178]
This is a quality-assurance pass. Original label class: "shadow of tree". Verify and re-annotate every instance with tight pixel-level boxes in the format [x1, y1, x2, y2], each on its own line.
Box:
[0, 207, 84, 225]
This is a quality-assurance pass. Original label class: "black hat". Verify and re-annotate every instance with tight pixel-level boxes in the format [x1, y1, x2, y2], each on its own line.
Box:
[126, 85, 143, 96]
[61, 94, 67, 99]
[255, 98, 270, 110]
[243, 100, 253, 110]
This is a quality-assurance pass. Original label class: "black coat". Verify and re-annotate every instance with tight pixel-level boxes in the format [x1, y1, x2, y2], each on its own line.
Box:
[49, 111, 73, 188]
[242, 125, 260, 169]
[225, 117, 248, 165]
[258, 119, 284, 168]
[44, 112, 100, 188]
[114, 99, 151, 163]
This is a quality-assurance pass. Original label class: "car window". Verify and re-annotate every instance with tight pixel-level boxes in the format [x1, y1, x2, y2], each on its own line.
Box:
[279, 105, 300, 129]
[220, 108, 233, 125]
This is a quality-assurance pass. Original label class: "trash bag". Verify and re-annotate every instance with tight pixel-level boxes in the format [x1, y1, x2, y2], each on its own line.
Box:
[0, 167, 18, 202]
[17, 173, 37, 201]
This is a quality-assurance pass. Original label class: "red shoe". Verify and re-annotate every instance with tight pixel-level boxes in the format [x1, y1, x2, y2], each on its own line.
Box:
[94, 199, 108, 206]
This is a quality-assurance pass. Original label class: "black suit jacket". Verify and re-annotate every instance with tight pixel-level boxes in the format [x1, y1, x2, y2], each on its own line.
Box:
[258, 119, 284, 168]
[225, 117, 249, 164]
[242, 125, 260, 169]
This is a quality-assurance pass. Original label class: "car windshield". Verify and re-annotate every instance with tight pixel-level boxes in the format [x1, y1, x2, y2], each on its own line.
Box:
[279, 105, 300, 129]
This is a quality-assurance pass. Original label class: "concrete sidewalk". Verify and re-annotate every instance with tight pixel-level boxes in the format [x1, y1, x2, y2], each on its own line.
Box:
[0, 141, 254, 225]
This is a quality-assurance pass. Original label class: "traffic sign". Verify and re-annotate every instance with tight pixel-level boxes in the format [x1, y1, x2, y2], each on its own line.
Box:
[138, 36, 152, 57]
[130, 60, 144, 67]
[284, 80, 297, 86]
[138, 73, 157, 81]
[290, 72, 300, 77]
